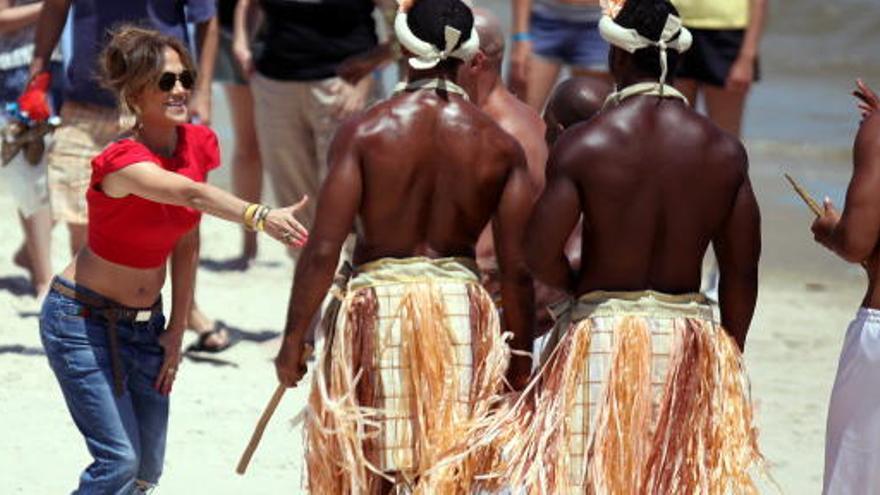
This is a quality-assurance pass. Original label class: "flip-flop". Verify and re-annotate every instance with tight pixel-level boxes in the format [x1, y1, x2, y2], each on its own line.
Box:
[187, 321, 234, 353]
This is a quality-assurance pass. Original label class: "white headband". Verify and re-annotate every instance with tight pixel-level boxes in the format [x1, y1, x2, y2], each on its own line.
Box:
[394, 11, 480, 70]
[598, 14, 692, 85]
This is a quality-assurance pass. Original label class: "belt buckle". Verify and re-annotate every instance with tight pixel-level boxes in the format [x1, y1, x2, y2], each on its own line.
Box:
[134, 310, 152, 323]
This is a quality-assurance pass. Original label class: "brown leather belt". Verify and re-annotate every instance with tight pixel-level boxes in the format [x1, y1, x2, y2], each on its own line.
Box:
[50, 280, 161, 397]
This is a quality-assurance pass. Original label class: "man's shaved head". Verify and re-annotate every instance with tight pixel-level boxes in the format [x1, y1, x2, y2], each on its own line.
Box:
[544, 76, 613, 145]
[473, 8, 505, 72]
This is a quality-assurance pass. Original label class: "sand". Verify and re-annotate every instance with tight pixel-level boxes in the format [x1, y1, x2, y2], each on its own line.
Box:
[0, 95, 868, 493]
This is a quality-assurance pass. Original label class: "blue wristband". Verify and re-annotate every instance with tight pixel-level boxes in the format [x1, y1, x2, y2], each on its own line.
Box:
[512, 32, 532, 42]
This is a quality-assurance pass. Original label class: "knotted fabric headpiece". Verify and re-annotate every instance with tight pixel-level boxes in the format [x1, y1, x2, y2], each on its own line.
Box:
[394, 8, 480, 70]
[598, 12, 692, 85]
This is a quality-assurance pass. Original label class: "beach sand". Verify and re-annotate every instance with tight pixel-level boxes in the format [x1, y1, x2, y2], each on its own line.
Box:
[0, 93, 867, 493]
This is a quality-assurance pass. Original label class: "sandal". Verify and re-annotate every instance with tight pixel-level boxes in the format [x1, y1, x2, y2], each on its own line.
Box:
[187, 321, 234, 353]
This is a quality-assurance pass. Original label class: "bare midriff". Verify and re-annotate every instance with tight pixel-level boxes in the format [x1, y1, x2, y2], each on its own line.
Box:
[60, 248, 167, 308]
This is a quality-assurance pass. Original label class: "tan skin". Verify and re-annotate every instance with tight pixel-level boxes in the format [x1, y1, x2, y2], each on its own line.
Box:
[676, 0, 768, 137]
[508, 0, 609, 110]
[275, 62, 537, 392]
[459, 9, 548, 287]
[812, 81, 880, 309]
[526, 48, 761, 349]
[62, 47, 308, 395]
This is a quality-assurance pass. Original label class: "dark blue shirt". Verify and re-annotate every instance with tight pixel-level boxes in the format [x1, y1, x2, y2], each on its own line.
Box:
[67, 0, 215, 108]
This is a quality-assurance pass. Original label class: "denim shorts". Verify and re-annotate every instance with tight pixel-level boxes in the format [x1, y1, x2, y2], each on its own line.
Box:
[530, 10, 609, 70]
[39, 277, 169, 494]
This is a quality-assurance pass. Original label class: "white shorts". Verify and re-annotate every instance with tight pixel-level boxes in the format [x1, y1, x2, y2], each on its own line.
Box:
[0, 115, 50, 218]
[824, 307, 880, 494]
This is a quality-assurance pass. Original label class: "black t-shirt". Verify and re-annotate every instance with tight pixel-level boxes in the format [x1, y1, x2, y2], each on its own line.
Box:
[255, 0, 377, 81]
[218, 0, 237, 30]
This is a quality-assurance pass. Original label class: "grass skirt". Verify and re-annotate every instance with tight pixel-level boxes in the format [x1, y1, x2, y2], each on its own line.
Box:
[486, 290, 768, 494]
[304, 257, 510, 494]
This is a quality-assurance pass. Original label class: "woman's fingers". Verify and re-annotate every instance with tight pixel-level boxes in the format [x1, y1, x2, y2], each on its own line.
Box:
[292, 195, 309, 211]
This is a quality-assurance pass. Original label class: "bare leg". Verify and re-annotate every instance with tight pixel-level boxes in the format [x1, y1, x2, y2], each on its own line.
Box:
[524, 56, 563, 112]
[703, 84, 748, 138]
[68, 222, 87, 257]
[19, 208, 53, 299]
[225, 83, 263, 264]
[674, 78, 700, 109]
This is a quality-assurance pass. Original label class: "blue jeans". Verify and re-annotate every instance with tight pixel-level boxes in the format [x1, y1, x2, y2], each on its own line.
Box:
[39, 277, 168, 494]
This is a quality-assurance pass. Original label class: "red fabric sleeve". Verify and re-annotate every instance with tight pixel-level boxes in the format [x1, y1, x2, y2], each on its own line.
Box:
[185, 124, 221, 175]
[90, 140, 159, 187]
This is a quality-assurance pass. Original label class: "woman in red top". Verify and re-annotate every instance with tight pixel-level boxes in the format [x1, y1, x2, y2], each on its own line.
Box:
[37, 27, 308, 493]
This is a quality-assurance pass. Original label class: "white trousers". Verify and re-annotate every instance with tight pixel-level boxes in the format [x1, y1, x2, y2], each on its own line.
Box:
[824, 307, 880, 494]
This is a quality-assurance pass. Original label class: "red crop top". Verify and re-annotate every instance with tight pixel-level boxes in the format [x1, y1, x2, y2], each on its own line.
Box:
[87, 124, 220, 268]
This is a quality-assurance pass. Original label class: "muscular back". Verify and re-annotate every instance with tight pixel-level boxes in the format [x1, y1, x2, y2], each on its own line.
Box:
[539, 96, 751, 295]
[343, 91, 524, 264]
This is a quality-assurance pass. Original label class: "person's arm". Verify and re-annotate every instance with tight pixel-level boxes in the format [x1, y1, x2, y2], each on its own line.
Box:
[189, 15, 219, 125]
[812, 113, 880, 263]
[495, 145, 537, 390]
[276, 119, 363, 387]
[713, 163, 761, 351]
[0, 0, 42, 34]
[525, 151, 581, 292]
[854, 79, 880, 122]
[507, 0, 533, 99]
[27, 0, 69, 78]
[101, 162, 308, 246]
[232, 0, 256, 77]
[154, 226, 200, 395]
[726, 0, 767, 93]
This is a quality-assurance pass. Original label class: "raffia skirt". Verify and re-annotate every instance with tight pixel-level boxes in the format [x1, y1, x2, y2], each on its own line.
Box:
[304, 257, 510, 494]
[487, 290, 767, 494]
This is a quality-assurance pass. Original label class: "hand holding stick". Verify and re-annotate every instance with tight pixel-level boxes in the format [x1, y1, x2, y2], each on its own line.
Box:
[236, 342, 314, 475]
[785, 173, 870, 270]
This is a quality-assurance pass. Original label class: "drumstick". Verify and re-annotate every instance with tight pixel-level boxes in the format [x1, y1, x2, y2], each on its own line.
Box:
[236, 383, 285, 475]
[236, 343, 314, 475]
[784, 173, 823, 217]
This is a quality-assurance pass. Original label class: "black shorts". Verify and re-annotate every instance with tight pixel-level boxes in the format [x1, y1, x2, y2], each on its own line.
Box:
[675, 28, 761, 87]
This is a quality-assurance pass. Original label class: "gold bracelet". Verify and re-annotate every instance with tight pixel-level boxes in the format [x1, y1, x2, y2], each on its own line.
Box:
[243, 203, 259, 231]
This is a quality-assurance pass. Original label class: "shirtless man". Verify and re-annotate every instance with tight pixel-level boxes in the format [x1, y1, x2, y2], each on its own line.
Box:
[457, 9, 549, 319]
[543, 75, 612, 145]
[274, 0, 535, 491]
[814, 80, 880, 494]
[500, 0, 765, 491]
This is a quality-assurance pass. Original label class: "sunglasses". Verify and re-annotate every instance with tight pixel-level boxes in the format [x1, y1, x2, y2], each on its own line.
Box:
[157, 71, 195, 92]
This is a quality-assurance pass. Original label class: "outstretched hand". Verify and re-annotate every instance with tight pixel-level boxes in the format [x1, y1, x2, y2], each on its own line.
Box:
[854, 78, 879, 120]
[263, 196, 309, 247]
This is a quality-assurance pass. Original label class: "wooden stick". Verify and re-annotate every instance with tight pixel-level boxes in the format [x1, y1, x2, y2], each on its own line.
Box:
[236, 383, 286, 475]
[236, 343, 314, 475]
[784, 173, 823, 217]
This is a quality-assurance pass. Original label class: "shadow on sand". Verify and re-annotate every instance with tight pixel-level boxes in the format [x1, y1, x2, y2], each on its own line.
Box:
[199, 257, 282, 273]
[0, 275, 34, 298]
